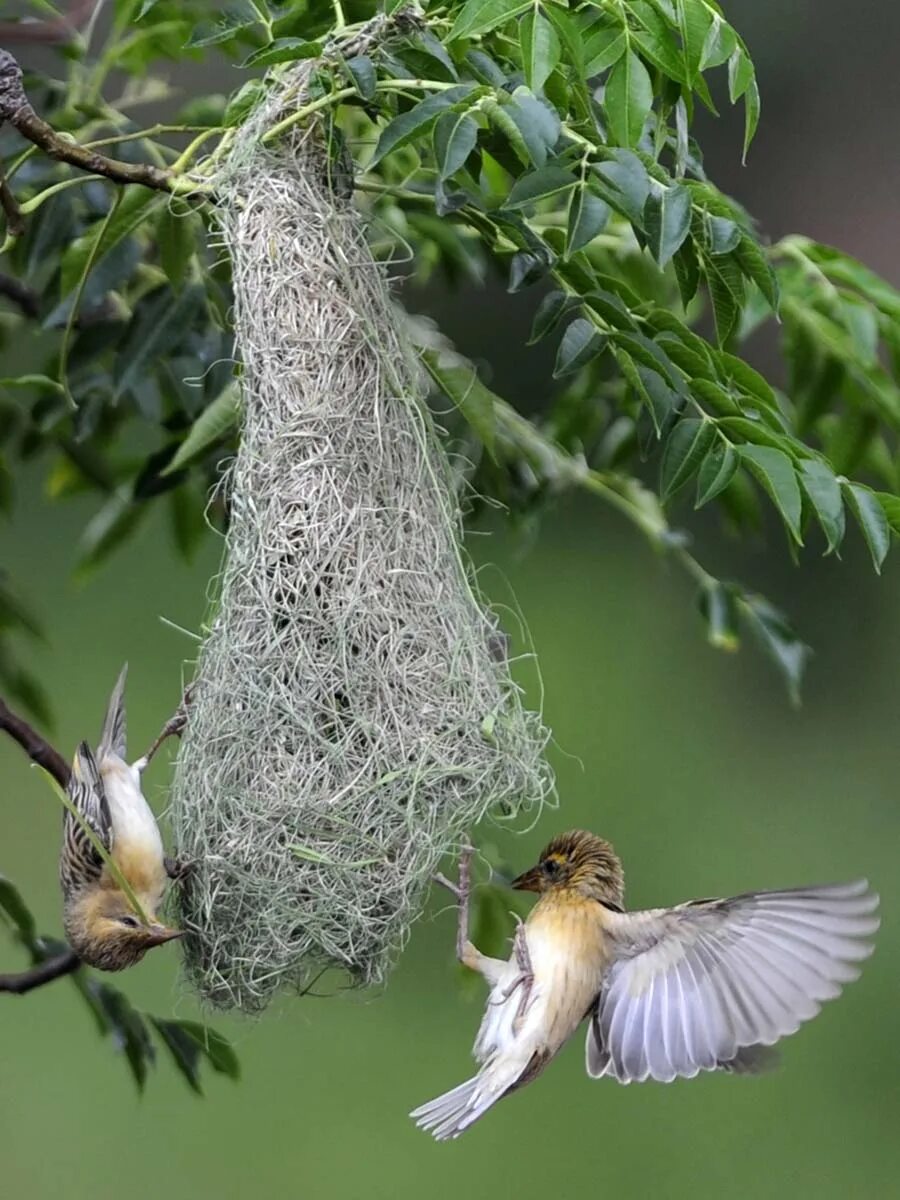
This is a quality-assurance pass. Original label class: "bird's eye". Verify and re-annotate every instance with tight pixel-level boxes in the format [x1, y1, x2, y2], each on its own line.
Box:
[119, 915, 140, 929]
[542, 858, 561, 878]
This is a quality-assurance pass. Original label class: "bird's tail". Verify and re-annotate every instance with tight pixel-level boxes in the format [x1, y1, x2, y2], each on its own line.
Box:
[410, 1073, 504, 1141]
[98, 664, 128, 762]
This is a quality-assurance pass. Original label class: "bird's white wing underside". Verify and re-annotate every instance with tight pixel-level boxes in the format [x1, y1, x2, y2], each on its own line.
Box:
[587, 881, 879, 1084]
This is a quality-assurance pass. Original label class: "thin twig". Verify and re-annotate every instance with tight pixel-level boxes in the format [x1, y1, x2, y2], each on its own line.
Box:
[0, 947, 80, 995]
[0, 49, 173, 194]
[0, 697, 69, 788]
[0, 272, 39, 317]
[0, 167, 24, 236]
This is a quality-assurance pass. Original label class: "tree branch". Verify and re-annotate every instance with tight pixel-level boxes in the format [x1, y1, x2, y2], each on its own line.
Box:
[0, 271, 38, 317]
[0, 696, 69, 787]
[0, 50, 173, 194]
[0, 167, 24, 236]
[0, 947, 80, 995]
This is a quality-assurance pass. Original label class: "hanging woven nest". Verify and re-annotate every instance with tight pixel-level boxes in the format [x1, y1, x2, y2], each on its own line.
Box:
[169, 58, 552, 1013]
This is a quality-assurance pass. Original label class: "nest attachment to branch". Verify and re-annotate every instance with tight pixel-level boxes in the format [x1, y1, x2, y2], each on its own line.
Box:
[169, 68, 552, 1013]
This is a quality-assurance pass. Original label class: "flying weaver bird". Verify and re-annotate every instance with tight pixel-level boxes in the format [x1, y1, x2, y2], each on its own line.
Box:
[60, 665, 182, 970]
[411, 830, 879, 1140]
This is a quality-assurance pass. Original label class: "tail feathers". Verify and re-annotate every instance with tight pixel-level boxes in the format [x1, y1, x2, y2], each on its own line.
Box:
[410, 1075, 501, 1141]
[98, 664, 128, 763]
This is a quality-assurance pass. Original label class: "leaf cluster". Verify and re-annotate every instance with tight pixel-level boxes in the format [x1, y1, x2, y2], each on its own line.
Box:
[0, 1, 899, 700]
[0, 873, 239, 1092]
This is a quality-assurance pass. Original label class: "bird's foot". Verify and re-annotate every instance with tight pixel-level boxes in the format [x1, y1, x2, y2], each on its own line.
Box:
[165, 855, 195, 883]
[140, 683, 195, 769]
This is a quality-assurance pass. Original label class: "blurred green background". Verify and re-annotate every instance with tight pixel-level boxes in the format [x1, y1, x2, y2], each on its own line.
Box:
[2, 2, 899, 1198]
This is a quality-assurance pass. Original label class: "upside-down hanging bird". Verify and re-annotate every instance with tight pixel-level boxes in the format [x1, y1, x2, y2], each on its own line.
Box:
[60, 665, 182, 970]
[411, 830, 879, 1140]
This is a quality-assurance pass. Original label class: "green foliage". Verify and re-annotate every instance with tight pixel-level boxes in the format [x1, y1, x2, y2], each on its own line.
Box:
[0, 874, 238, 1092]
[0, 0, 899, 701]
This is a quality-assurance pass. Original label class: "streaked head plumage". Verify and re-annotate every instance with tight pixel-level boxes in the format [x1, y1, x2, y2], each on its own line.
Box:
[512, 829, 625, 907]
[63, 889, 182, 972]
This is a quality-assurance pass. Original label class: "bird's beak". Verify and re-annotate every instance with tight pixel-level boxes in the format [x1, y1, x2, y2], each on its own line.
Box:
[145, 924, 184, 946]
[510, 865, 543, 893]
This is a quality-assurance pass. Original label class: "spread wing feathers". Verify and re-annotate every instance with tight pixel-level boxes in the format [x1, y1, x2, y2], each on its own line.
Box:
[586, 881, 879, 1084]
[60, 741, 113, 896]
[97, 663, 128, 763]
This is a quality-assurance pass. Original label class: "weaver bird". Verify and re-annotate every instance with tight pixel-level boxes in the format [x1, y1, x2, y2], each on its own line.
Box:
[412, 830, 879, 1140]
[60, 665, 182, 970]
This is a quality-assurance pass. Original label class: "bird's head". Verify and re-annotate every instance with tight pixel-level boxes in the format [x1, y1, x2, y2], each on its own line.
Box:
[65, 890, 182, 971]
[511, 829, 625, 907]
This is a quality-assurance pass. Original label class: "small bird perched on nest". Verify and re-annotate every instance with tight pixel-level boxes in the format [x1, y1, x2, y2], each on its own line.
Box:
[412, 830, 879, 1140]
[60, 666, 183, 971]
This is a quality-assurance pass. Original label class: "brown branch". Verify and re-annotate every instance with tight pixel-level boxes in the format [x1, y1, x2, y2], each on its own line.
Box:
[0, 696, 69, 787]
[0, 49, 173, 193]
[0, 1, 100, 45]
[0, 167, 24, 236]
[0, 947, 80, 994]
[0, 271, 38, 317]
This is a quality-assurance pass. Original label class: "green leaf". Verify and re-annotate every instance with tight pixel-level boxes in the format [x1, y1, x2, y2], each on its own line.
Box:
[520, 7, 560, 94]
[582, 12, 627, 75]
[241, 38, 321, 67]
[842, 482, 890, 573]
[739, 594, 810, 705]
[543, 3, 584, 76]
[604, 50, 654, 149]
[507, 164, 578, 207]
[186, 2, 258, 48]
[565, 186, 611, 256]
[450, 0, 531, 41]
[156, 205, 195, 291]
[706, 215, 741, 254]
[676, 0, 714, 83]
[643, 182, 692, 268]
[60, 187, 160, 300]
[0, 875, 37, 940]
[703, 252, 744, 345]
[223, 79, 266, 127]
[163, 384, 241, 475]
[593, 150, 651, 225]
[618, 352, 677, 434]
[528, 291, 574, 343]
[875, 491, 900, 536]
[553, 319, 607, 377]
[372, 86, 476, 165]
[433, 112, 478, 181]
[660, 418, 715, 500]
[738, 445, 802, 543]
[799, 460, 845, 554]
[695, 442, 738, 506]
[346, 55, 377, 100]
[114, 285, 203, 403]
[422, 348, 497, 456]
[90, 983, 155, 1091]
[718, 352, 779, 414]
[734, 234, 779, 311]
[508, 251, 549, 292]
[151, 1019, 240, 1094]
[673, 239, 700, 307]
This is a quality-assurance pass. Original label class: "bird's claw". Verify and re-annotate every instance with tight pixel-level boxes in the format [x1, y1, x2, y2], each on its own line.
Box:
[165, 855, 194, 883]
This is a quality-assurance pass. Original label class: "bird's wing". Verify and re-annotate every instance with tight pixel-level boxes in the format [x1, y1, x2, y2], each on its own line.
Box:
[60, 741, 114, 894]
[97, 663, 128, 763]
[586, 881, 879, 1084]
